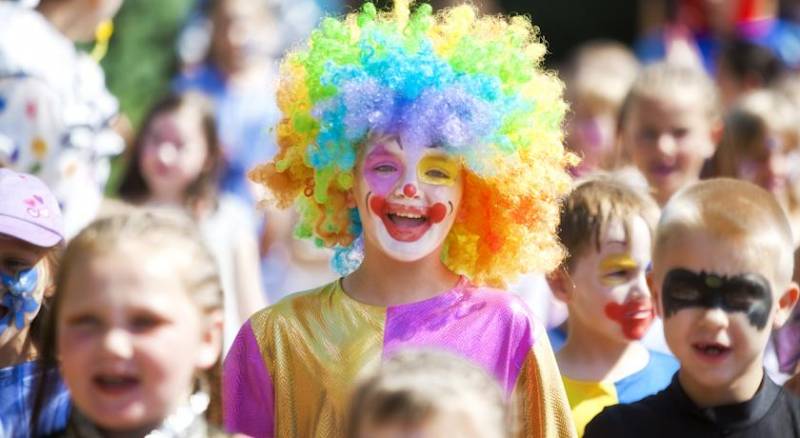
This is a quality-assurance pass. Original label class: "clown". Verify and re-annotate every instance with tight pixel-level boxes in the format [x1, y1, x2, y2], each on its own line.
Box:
[223, 1, 577, 437]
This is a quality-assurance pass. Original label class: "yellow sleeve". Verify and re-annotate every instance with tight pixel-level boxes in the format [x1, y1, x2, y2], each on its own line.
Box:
[511, 329, 577, 438]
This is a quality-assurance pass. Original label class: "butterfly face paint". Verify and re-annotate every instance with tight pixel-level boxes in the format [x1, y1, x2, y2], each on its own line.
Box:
[357, 137, 463, 262]
[661, 268, 773, 330]
[0, 267, 40, 334]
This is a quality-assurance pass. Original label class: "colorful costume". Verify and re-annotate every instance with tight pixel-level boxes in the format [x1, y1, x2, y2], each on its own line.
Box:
[225, 1, 576, 436]
[225, 279, 573, 437]
[561, 351, 678, 436]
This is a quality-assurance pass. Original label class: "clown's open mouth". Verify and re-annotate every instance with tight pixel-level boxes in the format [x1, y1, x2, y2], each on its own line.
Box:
[378, 201, 434, 242]
[368, 193, 449, 242]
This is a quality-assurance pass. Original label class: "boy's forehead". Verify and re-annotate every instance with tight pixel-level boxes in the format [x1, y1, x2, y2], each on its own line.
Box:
[654, 230, 778, 286]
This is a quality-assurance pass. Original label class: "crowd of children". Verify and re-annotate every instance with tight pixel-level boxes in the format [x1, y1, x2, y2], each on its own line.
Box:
[1, 0, 800, 437]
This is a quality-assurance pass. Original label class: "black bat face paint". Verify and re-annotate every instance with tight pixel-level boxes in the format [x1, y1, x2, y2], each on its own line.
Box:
[661, 268, 773, 330]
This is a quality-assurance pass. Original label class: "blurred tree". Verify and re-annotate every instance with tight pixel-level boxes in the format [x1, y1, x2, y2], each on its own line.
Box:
[101, 0, 196, 128]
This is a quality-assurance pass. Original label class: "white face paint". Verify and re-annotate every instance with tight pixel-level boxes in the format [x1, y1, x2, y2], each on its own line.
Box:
[354, 136, 463, 262]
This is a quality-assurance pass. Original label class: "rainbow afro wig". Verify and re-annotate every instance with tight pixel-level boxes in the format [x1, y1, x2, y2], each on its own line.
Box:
[249, 0, 577, 287]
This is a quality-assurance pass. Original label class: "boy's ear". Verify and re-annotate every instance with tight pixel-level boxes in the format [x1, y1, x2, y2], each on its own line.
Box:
[547, 267, 573, 304]
[647, 271, 664, 319]
[774, 282, 800, 329]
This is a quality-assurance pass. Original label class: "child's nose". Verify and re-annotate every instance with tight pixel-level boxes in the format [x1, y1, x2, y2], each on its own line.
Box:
[629, 275, 651, 299]
[156, 142, 179, 166]
[656, 133, 677, 156]
[699, 306, 730, 330]
[396, 167, 420, 199]
[101, 328, 134, 359]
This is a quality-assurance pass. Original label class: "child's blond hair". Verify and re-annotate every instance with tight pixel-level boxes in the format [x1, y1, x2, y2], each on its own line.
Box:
[557, 169, 660, 273]
[618, 62, 719, 128]
[654, 178, 795, 288]
[348, 350, 509, 438]
[564, 40, 639, 113]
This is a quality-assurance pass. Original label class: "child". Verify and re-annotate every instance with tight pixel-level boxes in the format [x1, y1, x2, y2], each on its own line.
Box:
[584, 178, 800, 437]
[562, 41, 639, 177]
[38, 209, 228, 436]
[348, 349, 509, 438]
[546, 172, 678, 436]
[616, 62, 720, 206]
[710, 88, 800, 246]
[117, 92, 265, 352]
[0, 0, 125, 237]
[0, 168, 69, 436]
[224, 1, 577, 437]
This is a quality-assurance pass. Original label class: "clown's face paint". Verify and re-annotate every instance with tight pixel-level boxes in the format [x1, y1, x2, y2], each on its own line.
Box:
[662, 269, 773, 330]
[0, 235, 47, 352]
[653, 230, 781, 390]
[355, 137, 463, 262]
[566, 216, 654, 343]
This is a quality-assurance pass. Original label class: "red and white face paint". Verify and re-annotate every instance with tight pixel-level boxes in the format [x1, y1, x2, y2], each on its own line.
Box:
[354, 136, 463, 262]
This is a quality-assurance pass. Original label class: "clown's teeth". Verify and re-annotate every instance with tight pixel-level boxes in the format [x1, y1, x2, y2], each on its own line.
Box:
[394, 212, 423, 219]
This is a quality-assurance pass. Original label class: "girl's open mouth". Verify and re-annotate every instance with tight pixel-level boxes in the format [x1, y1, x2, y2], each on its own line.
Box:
[369, 195, 447, 242]
[93, 374, 141, 397]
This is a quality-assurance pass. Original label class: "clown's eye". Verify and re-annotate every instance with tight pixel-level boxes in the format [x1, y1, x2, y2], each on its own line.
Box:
[425, 169, 449, 179]
[374, 164, 398, 173]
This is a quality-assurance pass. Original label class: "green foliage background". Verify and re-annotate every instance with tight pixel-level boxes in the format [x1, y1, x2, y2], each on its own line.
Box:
[101, 0, 196, 128]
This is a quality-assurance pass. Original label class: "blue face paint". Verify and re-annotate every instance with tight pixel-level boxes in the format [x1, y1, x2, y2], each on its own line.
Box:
[0, 268, 40, 333]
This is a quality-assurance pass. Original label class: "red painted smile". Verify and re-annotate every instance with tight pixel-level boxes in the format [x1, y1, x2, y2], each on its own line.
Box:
[604, 300, 654, 340]
[368, 194, 448, 242]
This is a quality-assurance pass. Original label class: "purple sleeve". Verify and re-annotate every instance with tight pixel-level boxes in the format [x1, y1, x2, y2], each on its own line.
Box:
[223, 320, 275, 438]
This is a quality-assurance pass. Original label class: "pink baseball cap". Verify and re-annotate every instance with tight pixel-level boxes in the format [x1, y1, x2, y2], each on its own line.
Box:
[0, 168, 64, 247]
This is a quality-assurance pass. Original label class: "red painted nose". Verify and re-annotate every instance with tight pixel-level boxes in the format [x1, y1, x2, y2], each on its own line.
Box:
[403, 183, 417, 198]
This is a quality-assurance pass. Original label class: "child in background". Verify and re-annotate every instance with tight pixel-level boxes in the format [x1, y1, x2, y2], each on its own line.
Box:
[562, 41, 639, 177]
[585, 179, 800, 437]
[710, 89, 800, 246]
[0, 0, 126, 237]
[117, 92, 265, 352]
[36, 209, 228, 436]
[0, 168, 69, 436]
[546, 172, 678, 436]
[617, 62, 720, 206]
[348, 350, 509, 438]
[224, 1, 577, 437]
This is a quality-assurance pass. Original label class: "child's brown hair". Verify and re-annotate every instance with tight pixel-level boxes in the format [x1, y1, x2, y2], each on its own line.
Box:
[557, 170, 660, 273]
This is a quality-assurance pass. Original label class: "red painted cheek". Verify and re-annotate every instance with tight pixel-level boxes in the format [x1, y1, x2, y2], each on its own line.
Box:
[604, 302, 654, 340]
[369, 195, 386, 216]
[403, 183, 417, 198]
[428, 202, 448, 224]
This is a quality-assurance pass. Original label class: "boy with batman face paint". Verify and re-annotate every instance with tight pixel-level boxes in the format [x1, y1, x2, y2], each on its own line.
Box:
[585, 179, 800, 438]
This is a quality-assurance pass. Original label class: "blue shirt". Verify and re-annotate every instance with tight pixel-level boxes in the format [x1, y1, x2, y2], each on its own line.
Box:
[0, 361, 70, 437]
